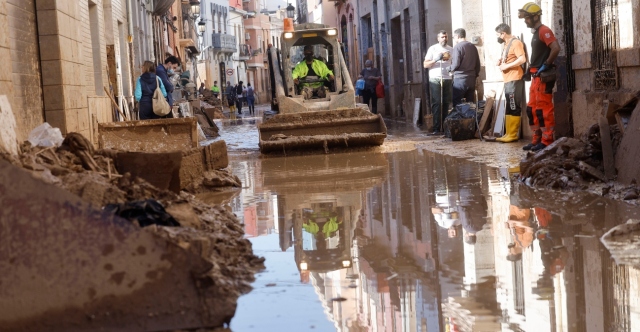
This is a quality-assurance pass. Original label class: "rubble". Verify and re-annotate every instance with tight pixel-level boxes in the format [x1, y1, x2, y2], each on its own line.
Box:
[0, 131, 264, 330]
[519, 125, 617, 190]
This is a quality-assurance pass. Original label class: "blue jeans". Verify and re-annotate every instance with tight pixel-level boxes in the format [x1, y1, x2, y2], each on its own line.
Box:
[247, 96, 255, 114]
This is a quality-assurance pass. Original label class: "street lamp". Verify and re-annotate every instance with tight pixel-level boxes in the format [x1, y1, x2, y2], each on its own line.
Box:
[286, 3, 295, 19]
[198, 19, 206, 35]
[190, 0, 200, 17]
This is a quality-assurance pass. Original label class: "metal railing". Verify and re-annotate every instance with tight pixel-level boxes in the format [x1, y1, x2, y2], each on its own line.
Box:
[212, 33, 237, 52]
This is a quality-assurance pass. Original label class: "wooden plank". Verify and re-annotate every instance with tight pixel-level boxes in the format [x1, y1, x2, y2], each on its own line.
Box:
[478, 90, 496, 136]
[599, 117, 615, 180]
[614, 102, 640, 184]
[413, 98, 421, 125]
[493, 99, 506, 136]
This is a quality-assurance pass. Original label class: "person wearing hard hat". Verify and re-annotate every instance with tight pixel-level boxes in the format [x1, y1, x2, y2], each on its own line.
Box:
[518, 2, 561, 152]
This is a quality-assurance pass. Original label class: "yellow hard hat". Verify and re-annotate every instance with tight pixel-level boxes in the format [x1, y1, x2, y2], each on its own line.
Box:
[518, 2, 542, 18]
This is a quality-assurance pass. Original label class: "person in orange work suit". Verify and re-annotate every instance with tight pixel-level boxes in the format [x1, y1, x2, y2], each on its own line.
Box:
[518, 2, 561, 152]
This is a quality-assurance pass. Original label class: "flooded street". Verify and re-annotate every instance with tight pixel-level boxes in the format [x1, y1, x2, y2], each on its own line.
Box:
[214, 112, 640, 331]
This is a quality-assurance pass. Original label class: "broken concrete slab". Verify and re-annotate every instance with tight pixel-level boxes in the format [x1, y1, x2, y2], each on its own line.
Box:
[115, 151, 183, 193]
[180, 147, 206, 190]
[203, 140, 229, 170]
[98, 117, 198, 153]
[615, 101, 640, 184]
[0, 159, 236, 332]
[599, 117, 616, 180]
[601, 219, 640, 269]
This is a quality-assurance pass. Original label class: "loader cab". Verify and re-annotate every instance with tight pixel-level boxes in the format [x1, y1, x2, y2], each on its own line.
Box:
[289, 43, 337, 98]
[280, 25, 347, 100]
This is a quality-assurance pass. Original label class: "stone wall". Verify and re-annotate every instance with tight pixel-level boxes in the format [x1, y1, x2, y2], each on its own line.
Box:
[2, 0, 45, 141]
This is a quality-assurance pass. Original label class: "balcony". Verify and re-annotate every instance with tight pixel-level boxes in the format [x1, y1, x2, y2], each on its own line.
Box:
[179, 21, 200, 54]
[212, 33, 237, 53]
[238, 44, 251, 60]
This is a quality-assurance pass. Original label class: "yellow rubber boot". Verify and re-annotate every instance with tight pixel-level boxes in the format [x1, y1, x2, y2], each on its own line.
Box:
[496, 115, 521, 143]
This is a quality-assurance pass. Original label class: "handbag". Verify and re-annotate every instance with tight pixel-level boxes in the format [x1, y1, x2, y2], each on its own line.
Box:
[375, 80, 385, 98]
[152, 77, 171, 117]
[538, 66, 557, 83]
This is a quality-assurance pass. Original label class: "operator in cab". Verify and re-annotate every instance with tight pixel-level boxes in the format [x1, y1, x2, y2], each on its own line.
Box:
[292, 45, 335, 99]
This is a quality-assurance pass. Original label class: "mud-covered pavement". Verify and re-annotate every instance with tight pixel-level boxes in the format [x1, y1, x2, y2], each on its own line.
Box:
[215, 106, 640, 331]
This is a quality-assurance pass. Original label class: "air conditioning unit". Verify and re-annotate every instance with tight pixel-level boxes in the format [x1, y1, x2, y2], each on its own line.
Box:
[245, 32, 250, 40]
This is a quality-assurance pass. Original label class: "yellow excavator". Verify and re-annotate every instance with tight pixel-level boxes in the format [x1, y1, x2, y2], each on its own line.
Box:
[259, 23, 387, 153]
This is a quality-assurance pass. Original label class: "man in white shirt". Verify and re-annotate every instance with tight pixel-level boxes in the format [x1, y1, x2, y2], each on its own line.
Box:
[424, 30, 454, 135]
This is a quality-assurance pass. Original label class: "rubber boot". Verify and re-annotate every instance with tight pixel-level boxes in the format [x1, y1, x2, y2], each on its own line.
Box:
[496, 115, 521, 143]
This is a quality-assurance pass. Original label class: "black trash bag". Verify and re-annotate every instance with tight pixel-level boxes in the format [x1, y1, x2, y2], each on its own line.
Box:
[104, 199, 181, 227]
[444, 102, 477, 141]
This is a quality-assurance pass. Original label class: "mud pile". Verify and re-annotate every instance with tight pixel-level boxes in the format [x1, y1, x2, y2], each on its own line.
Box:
[0, 132, 264, 329]
[519, 124, 621, 190]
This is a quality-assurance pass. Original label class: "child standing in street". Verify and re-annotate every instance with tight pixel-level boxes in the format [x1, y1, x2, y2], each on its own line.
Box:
[355, 75, 365, 103]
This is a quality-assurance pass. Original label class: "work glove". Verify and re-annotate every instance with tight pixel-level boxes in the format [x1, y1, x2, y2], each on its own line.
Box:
[435, 53, 444, 61]
[534, 64, 549, 77]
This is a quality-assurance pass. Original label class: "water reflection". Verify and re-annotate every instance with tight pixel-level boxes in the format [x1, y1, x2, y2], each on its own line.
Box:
[231, 149, 640, 332]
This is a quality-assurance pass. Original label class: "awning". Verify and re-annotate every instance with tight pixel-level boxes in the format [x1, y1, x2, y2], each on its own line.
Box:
[153, 0, 175, 16]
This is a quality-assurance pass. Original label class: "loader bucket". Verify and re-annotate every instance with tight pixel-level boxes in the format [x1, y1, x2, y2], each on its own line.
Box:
[258, 108, 387, 153]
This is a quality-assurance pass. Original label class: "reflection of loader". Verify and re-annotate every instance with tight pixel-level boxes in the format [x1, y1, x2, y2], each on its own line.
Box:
[259, 23, 387, 153]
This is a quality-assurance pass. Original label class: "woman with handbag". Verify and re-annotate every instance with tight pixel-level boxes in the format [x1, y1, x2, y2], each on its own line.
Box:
[135, 61, 168, 120]
[360, 60, 382, 114]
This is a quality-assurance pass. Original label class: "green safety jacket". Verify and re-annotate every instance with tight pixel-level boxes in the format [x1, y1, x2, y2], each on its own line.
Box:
[292, 59, 333, 88]
[211, 85, 220, 93]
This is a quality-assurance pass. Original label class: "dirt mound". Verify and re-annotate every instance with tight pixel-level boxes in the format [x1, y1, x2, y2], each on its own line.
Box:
[0, 132, 264, 329]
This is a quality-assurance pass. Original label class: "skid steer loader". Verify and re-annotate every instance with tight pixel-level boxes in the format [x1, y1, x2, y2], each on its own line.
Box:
[258, 23, 387, 153]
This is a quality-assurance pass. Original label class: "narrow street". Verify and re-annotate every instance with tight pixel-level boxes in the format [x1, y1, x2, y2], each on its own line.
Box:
[196, 106, 640, 331]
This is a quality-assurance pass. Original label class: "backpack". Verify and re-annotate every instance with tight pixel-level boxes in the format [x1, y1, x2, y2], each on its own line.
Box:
[502, 37, 529, 79]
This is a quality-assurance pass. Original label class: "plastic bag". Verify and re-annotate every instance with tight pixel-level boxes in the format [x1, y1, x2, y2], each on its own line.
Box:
[376, 81, 385, 98]
[27, 122, 64, 147]
[104, 199, 180, 228]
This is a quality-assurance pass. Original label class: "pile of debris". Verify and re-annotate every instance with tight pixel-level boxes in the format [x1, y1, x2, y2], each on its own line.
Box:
[201, 89, 224, 108]
[0, 131, 263, 330]
[520, 92, 640, 200]
[519, 133, 612, 190]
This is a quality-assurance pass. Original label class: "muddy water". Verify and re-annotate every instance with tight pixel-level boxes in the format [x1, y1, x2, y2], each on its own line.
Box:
[216, 119, 640, 332]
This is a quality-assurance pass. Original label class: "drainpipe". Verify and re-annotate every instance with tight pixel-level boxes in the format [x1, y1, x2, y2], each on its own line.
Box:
[418, 0, 429, 120]
[126, 0, 136, 106]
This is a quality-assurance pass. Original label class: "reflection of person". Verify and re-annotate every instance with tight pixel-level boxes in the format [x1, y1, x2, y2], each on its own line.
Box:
[134, 61, 167, 120]
[506, 205, 534, 261]
[432, 207, 461, 238]
[424, 30, 453, 134]
[360, 60, 382, 114]
[460, 200, 488, 245]
[447, 28, 480, 108]
[292, 45, 335, 100]
[495, 23, 526, 143]
[518, 2, 561, 151]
